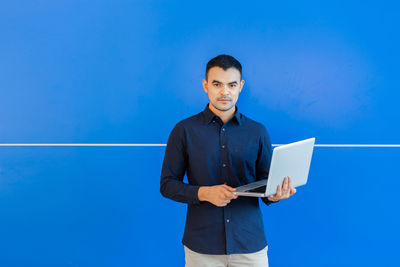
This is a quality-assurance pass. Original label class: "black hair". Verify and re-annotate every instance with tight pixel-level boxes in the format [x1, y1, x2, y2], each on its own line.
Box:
[205, 54, 242, 80]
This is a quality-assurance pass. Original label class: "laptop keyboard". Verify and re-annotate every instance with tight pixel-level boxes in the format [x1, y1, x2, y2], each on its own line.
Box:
[236, 179, 268, 192]
[248, 185, 267, 193]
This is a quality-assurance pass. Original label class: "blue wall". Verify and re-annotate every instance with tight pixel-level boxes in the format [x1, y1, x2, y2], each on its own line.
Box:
[1, 1, 399, 266]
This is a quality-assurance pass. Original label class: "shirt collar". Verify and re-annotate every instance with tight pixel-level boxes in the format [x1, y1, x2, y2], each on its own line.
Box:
[202, 103, 241, 125]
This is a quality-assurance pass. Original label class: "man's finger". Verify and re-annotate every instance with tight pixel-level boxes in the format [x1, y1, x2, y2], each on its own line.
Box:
[283, 177, 289, 191]
[221, 184, 236, 192]
[221, 188, 236, 199]
[221, 199, 230, 206]
[275, 184, 281, 198]
[268, 195, 278, 202]
[290, 187, 297, 196]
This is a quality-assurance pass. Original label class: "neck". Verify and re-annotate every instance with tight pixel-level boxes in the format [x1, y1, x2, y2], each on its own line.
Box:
[208, 103, 236, 124]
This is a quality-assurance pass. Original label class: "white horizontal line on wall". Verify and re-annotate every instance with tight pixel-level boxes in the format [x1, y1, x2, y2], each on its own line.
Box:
[0, 144, 399, 147]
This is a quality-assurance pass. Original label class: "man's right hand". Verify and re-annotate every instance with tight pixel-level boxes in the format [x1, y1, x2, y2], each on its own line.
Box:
[198, 184, 238, 207]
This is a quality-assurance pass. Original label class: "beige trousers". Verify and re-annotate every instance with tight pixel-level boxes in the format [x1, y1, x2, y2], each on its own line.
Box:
[184, 245, 269, 267]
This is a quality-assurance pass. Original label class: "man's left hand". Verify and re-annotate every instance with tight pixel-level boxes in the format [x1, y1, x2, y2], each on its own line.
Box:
[267, 176, 296, 202]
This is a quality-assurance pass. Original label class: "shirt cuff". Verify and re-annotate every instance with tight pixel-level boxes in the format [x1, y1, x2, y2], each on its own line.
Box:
[186, 185, 201, 205]
[261, 197, 280, 206]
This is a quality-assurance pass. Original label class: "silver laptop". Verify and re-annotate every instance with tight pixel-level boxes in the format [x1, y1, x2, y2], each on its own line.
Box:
[233, 137, 315, 197]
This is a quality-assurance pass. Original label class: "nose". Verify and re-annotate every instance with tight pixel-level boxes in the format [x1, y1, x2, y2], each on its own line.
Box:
[220, 84, 230, 95]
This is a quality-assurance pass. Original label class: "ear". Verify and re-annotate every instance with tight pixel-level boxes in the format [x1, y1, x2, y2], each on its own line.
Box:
[202, 79, 208, 93]
[239, 79, 245, 93]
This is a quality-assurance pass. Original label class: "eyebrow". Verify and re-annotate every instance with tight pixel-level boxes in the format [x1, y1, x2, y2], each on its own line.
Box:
[212, 80, 238, 85]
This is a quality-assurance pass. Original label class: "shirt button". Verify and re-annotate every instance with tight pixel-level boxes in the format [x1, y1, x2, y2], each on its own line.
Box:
[222, 128, 225, 131]
[226, 219, 230, 223]
[222, 164, 226, 167]
[212, 120, 215, 123]
[221, 145, 225, 149]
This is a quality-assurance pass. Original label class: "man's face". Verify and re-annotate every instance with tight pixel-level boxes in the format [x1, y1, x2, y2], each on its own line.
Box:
[202, 67, 245, 112]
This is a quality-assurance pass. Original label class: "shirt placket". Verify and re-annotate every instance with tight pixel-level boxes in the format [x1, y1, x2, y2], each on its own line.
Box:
[219, 122, 233, 254]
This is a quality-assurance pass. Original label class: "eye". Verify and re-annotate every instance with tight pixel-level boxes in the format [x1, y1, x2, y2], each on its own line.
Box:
[229, 84, 237, 88]
[213, 83, 220, 87]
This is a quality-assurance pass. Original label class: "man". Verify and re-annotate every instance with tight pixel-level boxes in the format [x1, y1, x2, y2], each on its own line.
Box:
[160, 55, 296, 266]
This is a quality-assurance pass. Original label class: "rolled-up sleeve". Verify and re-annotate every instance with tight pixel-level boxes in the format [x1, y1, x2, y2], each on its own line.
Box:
[256, 125, 279, 206]
[160, 123, 201, 204]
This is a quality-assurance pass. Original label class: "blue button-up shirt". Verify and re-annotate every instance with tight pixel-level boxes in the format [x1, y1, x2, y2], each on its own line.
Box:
[160, 103, 278, 255]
